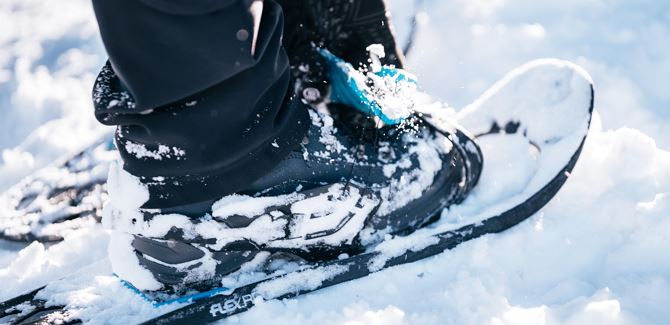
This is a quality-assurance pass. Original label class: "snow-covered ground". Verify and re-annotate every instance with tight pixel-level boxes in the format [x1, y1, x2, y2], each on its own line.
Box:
[1, 0, 669, 324]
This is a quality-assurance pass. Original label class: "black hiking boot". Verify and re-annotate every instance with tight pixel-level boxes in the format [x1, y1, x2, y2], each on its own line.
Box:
[105, 0, 482, 293]
[109, 100, 480, 292]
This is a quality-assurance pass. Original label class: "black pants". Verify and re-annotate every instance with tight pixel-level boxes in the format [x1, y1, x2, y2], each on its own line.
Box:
[92, 0, 310, 208]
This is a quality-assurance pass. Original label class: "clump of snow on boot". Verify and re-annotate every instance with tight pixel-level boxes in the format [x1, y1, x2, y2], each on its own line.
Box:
[103, 161, 162, 291]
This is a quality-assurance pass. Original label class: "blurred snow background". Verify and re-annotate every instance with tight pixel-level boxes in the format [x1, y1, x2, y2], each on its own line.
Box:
[392, 0, 670, 150]
[0, 0, 669, 324]
[0, 0, 107, 190]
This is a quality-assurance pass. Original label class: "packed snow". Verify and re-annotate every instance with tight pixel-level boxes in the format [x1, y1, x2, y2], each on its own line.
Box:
[1, 0, 669, 324]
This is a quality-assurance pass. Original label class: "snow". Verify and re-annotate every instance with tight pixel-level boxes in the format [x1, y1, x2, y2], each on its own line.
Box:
[0, 135, 115, 241]
[392, 0, 670, 150]
[102, 161, 149, 231]
[323, 47, 419, 124]
[254, 264, 350, 299]
[284, 185, 375, 247]
[466, 133, 539, 206]
[1, 0, 670, 324]
[375, 130, 444, 216]
[124, 142, 186, 161]
[212, 194, 300, 219]
[431, 59, 593, 232]
[33, 260, 176, 324]
[368, 234, 439, 272]
[0, 0, 109, 191]
[0, 228, 109, 302]
[108, 232, 163, 292]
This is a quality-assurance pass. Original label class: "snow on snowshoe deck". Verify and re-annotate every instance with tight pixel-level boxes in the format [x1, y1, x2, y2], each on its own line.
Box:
[432, 59, 593, 233]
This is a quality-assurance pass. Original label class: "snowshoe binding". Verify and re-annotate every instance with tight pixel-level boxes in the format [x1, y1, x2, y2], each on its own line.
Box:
[106, 67, 482, 292]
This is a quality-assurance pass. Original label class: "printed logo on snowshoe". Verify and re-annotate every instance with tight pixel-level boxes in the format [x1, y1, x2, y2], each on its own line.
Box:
[209, 293, 261, 317]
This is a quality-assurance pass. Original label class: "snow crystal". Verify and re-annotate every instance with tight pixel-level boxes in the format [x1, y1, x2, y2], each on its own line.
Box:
[368, 234, 440, 272]
[366, 44, 386, 73]
[277, 184, 378, 248]
[107, 100, 119, 108]
[124, 142, 186, 160]
[308, 107, 348, 156]
[212, 193, 301, 219]
[101, 161, 165, 290]
[102, 161, 149, 232]
[335, 45, 419, 123]
[33, 260, 175, 324]
[375, 131, 445, 216]
[253, 264, 349, 299]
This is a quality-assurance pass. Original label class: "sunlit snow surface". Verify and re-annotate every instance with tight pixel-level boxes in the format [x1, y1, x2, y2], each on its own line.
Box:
[0, 0, 669, 324]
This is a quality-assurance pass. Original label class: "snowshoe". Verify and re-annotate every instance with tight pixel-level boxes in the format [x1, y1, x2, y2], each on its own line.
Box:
[1, 56, 593, 325]
[145, 58, 594, 324]
[0, 135, 116, 242]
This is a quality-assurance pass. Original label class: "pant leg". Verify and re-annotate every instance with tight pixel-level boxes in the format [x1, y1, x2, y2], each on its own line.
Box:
[91, 0, 310, 209]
